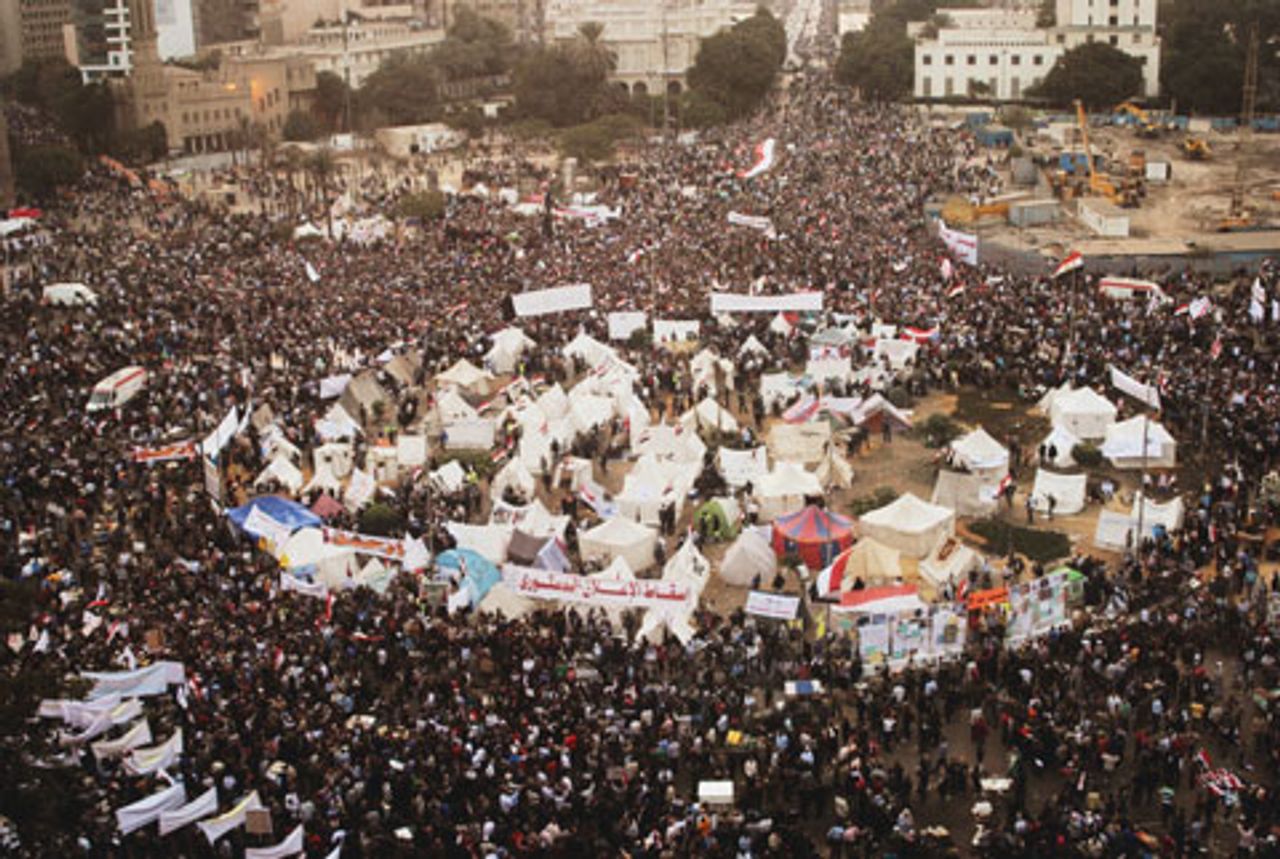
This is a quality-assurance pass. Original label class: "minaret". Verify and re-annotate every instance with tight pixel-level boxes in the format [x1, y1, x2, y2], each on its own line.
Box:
[0, 97, 14, 209]
[127, 0, 166, 132]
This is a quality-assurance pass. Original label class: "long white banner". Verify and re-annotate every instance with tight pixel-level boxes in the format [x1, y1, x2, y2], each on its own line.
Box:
[82, 661, 186, 700]
[512, 283, 593, 318]
[937, 220, 978, 266]
[710, 292, 823, 314]
[116, 782, 187, 836]
[503, 565, 691, 610]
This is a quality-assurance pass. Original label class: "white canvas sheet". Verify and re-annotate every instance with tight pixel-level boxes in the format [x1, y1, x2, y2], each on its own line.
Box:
[710, 292, 823, 313]
[513, 283, 593, 317]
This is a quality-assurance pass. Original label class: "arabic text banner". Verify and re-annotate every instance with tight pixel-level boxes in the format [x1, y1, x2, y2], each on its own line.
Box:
[512, 284, 593, 318]
[709, 292, 823, 314]
[502, 565, 691, 610]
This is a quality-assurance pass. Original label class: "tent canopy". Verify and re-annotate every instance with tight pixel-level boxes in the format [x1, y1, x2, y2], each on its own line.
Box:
[680, 397, 739, 435]
[1044, 386, 1117, 440]
[1101, 416, 1177, 468]
[859, 493, 956, 558]
[228, 497, 322, 537]
[950, 426, 1008, 472]
[814, 537, 903, 597]
[694, 499, 738, 540]
[718, 529, 777, 586]
[1030, 469, 1087, 515]
[771, 505, 855, 569]
[580, 516, 658, 571]
[1040, 424, 1080, 469]
[436, 358, 494, 394]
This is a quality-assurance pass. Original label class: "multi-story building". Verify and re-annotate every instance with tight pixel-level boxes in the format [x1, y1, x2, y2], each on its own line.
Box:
[18, 0, 74, 63]
[127, 0, 316, 153]
[912, 0, 1160, 102]
[68, 0, 197, 81]
[836, 0, 870, 37]
[0, 0, 24, 74]
[546, 0, 757, 96]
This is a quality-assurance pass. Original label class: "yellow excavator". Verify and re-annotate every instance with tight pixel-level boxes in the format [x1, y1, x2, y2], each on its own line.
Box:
[1183, 137, 1212, 160]
[1073, 100, 1142, 207]
[1114, 101, 1160, 138]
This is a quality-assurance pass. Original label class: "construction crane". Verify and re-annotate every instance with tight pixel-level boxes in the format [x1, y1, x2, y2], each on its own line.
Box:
[1114, 101, 1160, 138]
[1220, 24, 1259, 231]
[1073, 99, 1141, 207]
[1182, 137, 1212, 160]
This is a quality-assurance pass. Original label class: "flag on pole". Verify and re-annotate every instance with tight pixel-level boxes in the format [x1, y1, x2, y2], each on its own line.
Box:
[940, 257, 954, 282]
[1210, 336, 1223, 361]
[946, 282, 965, 299]
[1052, 250, 1084, 278]
[304, 260, 321, 283]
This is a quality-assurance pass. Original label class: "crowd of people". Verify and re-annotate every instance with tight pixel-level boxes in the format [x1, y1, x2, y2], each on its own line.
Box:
[5, 69, 1280, 858]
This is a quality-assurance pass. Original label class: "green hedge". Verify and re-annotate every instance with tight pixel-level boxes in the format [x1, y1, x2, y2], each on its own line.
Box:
[969, 518, 1071, 563]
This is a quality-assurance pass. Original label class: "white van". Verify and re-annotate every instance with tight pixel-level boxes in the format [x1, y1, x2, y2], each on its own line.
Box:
[87, 366, 148, 412]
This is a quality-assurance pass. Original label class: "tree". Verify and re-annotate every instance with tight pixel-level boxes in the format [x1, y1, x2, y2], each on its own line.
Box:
[558, 113, 642, 163]
[835, 26, 913, 101]
[679, 88, 728, 128]
[513, 41, 618, 127]
[1160, 0, 1280, 114]
[283, 109, 321, 141]
[5, 59, 115, 153]
[687, 10, 786, 119]
[394, 189, 446, 221]
[447, 106, 486, 139]
[431, 7, 514, 81]
[313, 70, 349, 132]
[14, 145, 83, 200]
[1029, 42, 1142, 110]
[1035, 0, 1055, 27]
[359, 56, 441, 126]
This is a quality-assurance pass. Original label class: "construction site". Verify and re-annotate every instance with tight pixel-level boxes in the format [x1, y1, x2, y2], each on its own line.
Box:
[929, 38, 1280, 271]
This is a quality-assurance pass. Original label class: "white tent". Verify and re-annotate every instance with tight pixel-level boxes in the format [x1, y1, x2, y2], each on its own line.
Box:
[949, 426, 1009, 481]
[1043, 386, 1117, 440]
[632, 423, 706, 463]
[476, 583, 536, 620]
[806, 355, 851, 385]
[358, 557, 395, 594]
[553, 457, 593, 492]
[436, 389, 478, 423]
[755, 461, 823, 522]
[484, 327, 536, 374]
[568, 392, 614, 434]
[767, 422, 831, 465]
[43, 282, 98, 307]
[680, 397, 739, 435]
[444, 418, 496, 451]
[563, 332, 616, 369]
[396, 434, 428, 469]
[760, 372, 806, 410]
[738, 335, 769, 358]
[491, 458, 537, 503]
[1101, 417, 1177, 469]
[490, 498, 568, 540]
[314, 442, 354, 479]
[1030, 469, 1088, 515]
[661, 538, 711, 602]
[436, 358, 494, 395]
[318, 402, 361, 439]
[253, 456, 304, 494]
[769, 313, 793, 336]
[1131, 492, 1185, 533]
[302, 462, 344, 496]
[262, 429, 302, 464]
[277, 528, 360, 589]
[817, 538, 903, 596]
[859, 493, 956, 559]
[691, 349, 734, 393]
[653, 319, 701, 347]
[580, 516, 658, 572]
[536, 384, 570, 420]
[445, 522, 512, 564]
[918, 538, 980, 594]
[931, 469, 998, 517]
[718, 529, 777, 586]
[718, 446, 769, 490]
[1040, 424, 1080, 469]
[814, 446, 855, 490]
[618, 456, 695, 526]
[429, 460, 467, 494]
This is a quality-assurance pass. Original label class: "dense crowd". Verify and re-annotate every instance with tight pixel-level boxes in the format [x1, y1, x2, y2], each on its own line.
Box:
[5, 71, 1280, 858]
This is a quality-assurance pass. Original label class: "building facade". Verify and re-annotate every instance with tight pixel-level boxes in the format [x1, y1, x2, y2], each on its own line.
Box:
[0, 0, 24, 74]
[913, 0, 1159, 102]
[546, 0, 757, 96]
[18, 0, 74, 63]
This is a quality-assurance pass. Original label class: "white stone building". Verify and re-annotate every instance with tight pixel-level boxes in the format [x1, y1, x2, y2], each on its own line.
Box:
[546, 0, 758, 96]
[913, 0, 1159, 102]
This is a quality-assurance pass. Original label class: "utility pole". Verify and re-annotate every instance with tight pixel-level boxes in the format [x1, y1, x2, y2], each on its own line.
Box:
[1227, 23, 1258, 224]
[0, 95, 14, 209]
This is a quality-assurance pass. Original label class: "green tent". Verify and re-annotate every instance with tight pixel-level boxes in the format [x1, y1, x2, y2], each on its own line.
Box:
[694, 499, 738, 541]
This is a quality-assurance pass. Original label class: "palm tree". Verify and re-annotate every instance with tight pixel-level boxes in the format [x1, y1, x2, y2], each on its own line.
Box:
[306, 147, 337, 236]
[574, 21, 617, 80]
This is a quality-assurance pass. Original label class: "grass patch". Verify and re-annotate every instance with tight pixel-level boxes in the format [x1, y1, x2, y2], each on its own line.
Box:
[969, 518, 1071, 564]
[951, 385, 1047, 448]
[850, 486, 899, 518]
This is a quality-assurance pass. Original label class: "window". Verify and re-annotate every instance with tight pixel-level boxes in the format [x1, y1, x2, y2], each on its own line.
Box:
[1108, 15, 1117, 25]
[1109, 35, 1118, 46]
[1057, 33, 1066, 43]
[944, 77, 954, 96]
[1011, 55, 1021, 65]
[1033, 55, 1043, 66]
[989, 54, 997, 65]
[967, 55, 976, 65]
[1133, 33, 1141, 43]
[1011, 76, 1021, 98]
[922, 76, 932, 96]
[944, 55, 954, 65]
[923, 54, 932, 65]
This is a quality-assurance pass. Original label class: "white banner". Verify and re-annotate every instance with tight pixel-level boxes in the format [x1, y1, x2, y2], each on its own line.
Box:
[503, 565, 692, 610]
[709, 292, 823, 314]
[159, 786, 218, 836]
[607, 311, 648, 341]
[745, 591, 800, 620]
[198, 791, 264, 845]
[123, 728, 183, 775]
[727, 211, 775, 237]
[318, 373, 351, 400]
[653, 319, 700, 343]
[280, 571, 329, 600]
[739, 138, 777, 179]
[321, 527, 406, 562]
[343, 467, 376, 512]
[512, 283, 593, 318]
[199, 407, 240, 460]
[1110, 365, 1161, 410]
[116, 782, 186, 836]
[83, 661, 186, 699]
[246, 824, 305, 859]
[936, 220, 978, 266]
[92, 718, 152, 760]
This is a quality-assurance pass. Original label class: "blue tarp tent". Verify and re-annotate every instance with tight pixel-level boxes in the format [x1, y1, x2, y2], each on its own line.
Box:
[436, 548, 501, 607]
[227, 496, 322, 539]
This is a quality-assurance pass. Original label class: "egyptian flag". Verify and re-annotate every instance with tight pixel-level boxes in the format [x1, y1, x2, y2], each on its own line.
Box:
[1052, 251, 1084, 279]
